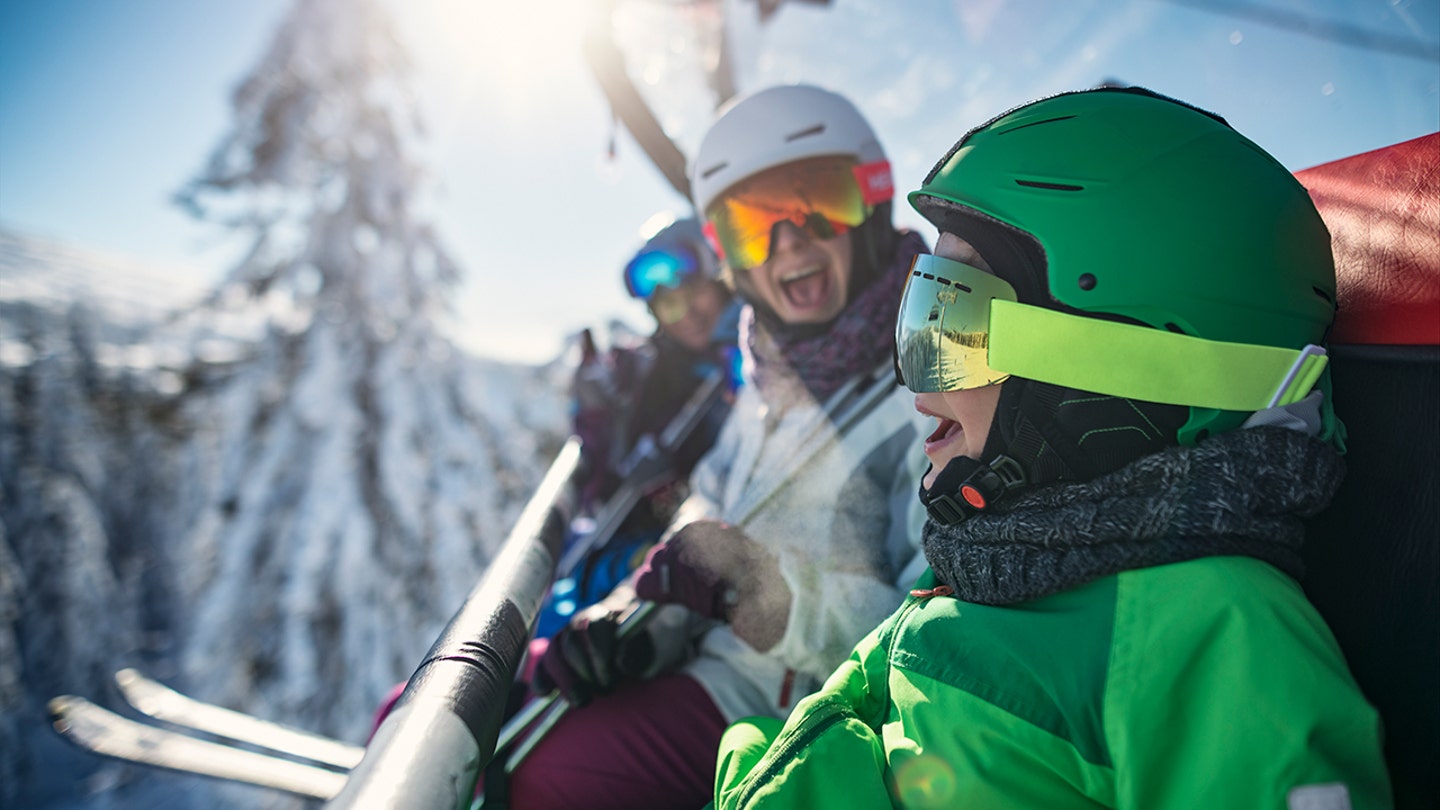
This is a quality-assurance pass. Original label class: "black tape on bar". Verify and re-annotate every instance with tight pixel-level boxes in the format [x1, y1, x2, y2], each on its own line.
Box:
[327, 439, 581, 809]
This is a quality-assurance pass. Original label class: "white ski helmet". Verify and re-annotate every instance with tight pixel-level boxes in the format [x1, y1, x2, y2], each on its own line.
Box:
[690, 84, 891, 219]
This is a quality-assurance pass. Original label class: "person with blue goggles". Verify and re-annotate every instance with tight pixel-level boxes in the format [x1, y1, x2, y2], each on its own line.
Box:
[570, 213, 741, 506]
[621, 214, 740, 360]
[539, 213, 743, 628]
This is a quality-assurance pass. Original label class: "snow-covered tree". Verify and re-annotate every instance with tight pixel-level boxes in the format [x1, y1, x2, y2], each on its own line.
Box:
[0, 232, 219, 807]
[168, 0, 563, 742]
[0, 0, 566, 806]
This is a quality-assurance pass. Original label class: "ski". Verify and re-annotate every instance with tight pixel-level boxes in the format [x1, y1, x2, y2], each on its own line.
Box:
[555, 367, 728, 579]
[48, 695, 348, 800]
[500, 368, 900, 773]
[113, 668, 364, 771]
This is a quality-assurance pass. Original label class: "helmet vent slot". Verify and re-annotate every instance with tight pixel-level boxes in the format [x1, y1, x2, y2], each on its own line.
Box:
[1015, 179, 1084, 191]
[785, 124, 826, 142]
[700, 162, 729, 180]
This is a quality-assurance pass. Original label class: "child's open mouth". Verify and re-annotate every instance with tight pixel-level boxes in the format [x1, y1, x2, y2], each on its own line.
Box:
[924, 418, 962, 455]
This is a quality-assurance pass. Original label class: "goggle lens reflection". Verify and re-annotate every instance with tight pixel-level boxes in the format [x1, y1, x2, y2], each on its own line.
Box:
[704, 156, 879, 271]
[625, 247, 700, 300]
[894, 253, 1018, 393]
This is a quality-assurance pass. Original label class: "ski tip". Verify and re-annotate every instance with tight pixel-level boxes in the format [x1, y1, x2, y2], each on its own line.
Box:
[47, 695, 82, 731]
[114, 667, 169, 715]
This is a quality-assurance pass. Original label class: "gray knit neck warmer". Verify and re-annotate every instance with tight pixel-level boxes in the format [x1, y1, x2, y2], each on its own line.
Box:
[923, 426, 1345, 605]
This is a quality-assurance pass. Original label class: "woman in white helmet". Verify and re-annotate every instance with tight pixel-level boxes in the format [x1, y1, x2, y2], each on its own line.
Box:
[516, 84, 932, 809]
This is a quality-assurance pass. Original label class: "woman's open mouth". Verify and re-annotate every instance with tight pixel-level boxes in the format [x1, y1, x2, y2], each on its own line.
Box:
[778, 264, 830, 311]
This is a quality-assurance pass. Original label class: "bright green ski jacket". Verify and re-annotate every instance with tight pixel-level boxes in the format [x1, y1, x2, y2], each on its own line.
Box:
[714, 558, 1391, 809]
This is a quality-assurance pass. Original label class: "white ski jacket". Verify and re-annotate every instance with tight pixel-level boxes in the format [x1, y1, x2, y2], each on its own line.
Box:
[665, 366, 930, 722]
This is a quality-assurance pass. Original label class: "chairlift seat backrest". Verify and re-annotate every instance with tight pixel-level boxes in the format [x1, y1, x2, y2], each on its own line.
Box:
[1295, 132, 1439, 810]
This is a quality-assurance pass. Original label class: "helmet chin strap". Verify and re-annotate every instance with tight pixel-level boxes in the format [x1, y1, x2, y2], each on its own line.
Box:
[914, 379, 1126, 526]
[918, 453, 1028, 526]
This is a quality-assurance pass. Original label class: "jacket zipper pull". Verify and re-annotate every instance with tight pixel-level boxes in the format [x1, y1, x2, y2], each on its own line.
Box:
[908, 585, 955, 599]
[778, 668, 797, 708]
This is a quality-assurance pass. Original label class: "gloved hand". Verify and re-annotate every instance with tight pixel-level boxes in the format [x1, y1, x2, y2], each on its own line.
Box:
[633, 521, 793, 651]
[532, 603, 655, 707]
[632, 521, 743, 619]
[570, 352, 620, 507]
[571, 346, 617, 444]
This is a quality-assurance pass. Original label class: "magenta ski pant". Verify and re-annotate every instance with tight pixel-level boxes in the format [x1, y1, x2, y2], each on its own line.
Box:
[508, 639, 729, 810]
[369, 641, 729, 809]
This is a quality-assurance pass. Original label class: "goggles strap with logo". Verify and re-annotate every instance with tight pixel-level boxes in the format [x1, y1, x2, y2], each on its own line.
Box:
[920, 454, 1028, 526]
[988, 301, 1329, 412]
[852, 159, 893, 206]
[701, 220, 727, 266]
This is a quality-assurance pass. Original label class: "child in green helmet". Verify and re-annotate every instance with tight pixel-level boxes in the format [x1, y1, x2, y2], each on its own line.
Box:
[712, 86, 1391, 809]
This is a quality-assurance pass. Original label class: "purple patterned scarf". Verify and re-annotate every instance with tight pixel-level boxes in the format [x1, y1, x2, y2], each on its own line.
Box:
[743, 231, 927, 407]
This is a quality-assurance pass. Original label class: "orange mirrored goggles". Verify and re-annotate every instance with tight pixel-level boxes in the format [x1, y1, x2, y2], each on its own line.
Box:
[703, 156, 892, 272]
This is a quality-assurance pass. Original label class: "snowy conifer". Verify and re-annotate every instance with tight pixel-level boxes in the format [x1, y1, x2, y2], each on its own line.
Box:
[0, 0, 564, 806]
[169, 0, 562, 746]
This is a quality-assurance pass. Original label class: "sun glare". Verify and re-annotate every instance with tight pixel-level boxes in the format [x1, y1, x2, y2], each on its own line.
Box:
[402, 0, 590, 115]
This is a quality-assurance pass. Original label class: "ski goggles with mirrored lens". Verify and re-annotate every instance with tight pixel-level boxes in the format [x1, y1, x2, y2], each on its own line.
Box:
[896, 254, 1335, 409]
[894, 253, 1018, 393]
[624, 246, 702, 300]
[703, 156, 892, 272]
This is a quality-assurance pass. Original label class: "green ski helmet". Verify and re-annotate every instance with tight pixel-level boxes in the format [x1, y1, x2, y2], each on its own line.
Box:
[908, 86, 1338, 445]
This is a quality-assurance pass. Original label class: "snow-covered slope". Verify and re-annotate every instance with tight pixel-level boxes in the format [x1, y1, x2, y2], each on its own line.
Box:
[0, 229, 208, 324]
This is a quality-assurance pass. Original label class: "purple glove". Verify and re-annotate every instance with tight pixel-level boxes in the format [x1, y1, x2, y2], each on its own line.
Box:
[633, 521, 793, 651]
[532, 606, 655, 706]
[632, 521, 746, 619]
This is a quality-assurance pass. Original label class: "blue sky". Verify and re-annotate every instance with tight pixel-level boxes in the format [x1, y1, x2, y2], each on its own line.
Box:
[0, 2, 292, 268]
[2, 0, 1437, 363]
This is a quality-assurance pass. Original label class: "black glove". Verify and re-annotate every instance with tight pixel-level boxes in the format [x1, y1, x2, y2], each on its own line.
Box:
[532, 605, 655, 707]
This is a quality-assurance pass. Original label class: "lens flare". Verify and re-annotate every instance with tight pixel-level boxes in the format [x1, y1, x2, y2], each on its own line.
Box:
[892, 753, 957, 809]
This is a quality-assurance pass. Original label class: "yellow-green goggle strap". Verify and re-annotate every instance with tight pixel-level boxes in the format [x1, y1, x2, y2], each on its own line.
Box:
[988, 300, 1329, 411]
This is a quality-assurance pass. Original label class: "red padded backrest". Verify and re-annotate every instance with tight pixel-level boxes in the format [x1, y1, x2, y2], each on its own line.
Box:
[1296, 133, 1440, 346]
[1294, 132, 1439, 810]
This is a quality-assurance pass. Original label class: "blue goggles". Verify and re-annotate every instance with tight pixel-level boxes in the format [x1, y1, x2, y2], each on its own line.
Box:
[624, 246, 701, 300]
